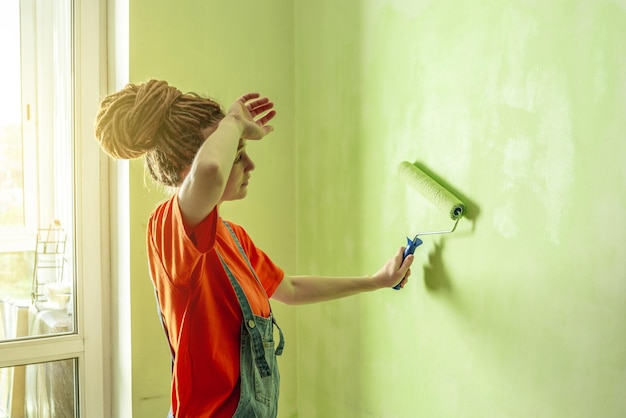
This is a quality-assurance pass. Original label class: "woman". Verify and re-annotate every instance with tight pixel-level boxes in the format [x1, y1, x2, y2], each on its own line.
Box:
[95, 79, 414, 418]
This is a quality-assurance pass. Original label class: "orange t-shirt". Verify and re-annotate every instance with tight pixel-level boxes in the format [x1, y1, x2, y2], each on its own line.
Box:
[146, 195, 284, 418]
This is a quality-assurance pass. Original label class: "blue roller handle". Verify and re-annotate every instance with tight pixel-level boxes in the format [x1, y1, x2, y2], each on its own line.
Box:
[393, 235, 423, 290]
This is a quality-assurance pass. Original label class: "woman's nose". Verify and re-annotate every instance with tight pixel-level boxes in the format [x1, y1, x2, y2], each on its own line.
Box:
[244, 154, 255, 171]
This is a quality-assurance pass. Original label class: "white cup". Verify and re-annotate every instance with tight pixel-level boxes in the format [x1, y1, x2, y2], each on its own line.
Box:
[44, 282, 72, 310]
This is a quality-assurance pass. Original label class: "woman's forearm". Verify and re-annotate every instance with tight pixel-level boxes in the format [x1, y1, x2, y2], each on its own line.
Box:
[272, 275, 381, 305]
[272, 247, 413, 305]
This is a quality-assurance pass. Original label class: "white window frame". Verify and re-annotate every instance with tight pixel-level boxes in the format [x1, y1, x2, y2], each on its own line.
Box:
[0, 0, 110, 417]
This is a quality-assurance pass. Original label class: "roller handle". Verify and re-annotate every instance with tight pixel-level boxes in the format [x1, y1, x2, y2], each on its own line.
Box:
[393, 235, 423, 290]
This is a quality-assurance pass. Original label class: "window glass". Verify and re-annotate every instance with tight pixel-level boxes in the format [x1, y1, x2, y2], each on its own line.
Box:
[0, 0, 75, 342]
[0, 0, 24, 228]
[0, 359, 77, 418]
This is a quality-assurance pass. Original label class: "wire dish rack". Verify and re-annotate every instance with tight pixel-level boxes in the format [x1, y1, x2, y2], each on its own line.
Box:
[31, 223, 68, 308]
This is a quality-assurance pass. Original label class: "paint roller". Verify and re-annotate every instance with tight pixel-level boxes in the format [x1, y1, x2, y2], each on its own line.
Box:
[393, 161, 466, 290]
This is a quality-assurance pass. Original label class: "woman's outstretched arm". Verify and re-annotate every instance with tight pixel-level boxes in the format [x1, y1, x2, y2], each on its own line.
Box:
[272, 247, 414, 305]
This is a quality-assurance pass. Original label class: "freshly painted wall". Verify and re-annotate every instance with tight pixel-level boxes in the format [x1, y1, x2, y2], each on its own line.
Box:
[295, 1, 626, 418]
[118, 1, 625, 417]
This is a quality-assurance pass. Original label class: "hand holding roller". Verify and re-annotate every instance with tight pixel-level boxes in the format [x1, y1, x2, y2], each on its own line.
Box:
[393, 235, 423, 290]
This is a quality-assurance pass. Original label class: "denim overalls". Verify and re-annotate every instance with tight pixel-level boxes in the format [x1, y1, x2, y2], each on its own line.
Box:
[161, 222, 284, 418]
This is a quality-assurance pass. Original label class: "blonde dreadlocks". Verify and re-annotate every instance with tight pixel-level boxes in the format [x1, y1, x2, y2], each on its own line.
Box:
[95, 79, 224, 187]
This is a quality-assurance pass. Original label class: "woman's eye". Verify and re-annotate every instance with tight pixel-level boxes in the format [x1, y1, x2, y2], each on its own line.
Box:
[234, 154, 243, 163]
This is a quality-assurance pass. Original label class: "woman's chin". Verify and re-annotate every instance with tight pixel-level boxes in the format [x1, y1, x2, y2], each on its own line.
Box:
[222, 188, 248, 202]
[237, 187, 249, 200]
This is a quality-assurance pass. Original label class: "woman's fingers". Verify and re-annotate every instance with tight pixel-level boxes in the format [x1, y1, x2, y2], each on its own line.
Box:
[239, 92, 260, 103]
[246, 98, 273, 116]
[230, 93, 277, 136]
[256, 110, 276, 127]
[245, 97, 276, 129]
[237, 93, 275, 116]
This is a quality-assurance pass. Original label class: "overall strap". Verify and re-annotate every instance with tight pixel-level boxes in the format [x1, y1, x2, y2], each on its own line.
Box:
[221, 221, 285, 355]
[222, 222, 267, 294]
[217, 252, 273, 377]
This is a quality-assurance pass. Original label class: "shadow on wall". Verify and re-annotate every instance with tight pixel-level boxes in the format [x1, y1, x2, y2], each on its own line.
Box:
[423, 240, 451, 291]
[421, 240, 472, 319]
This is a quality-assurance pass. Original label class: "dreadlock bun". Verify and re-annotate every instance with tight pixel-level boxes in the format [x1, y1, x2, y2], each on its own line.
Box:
[94, 79, 224, 187]
[95, 79, 182, 159]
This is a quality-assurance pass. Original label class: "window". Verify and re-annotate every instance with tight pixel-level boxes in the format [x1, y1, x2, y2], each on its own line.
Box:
[1, 0, 75, 327]
[0, 0, 108, 416]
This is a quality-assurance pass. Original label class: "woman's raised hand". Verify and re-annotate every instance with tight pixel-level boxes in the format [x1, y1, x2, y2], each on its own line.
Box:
[227, 93, 276, 140]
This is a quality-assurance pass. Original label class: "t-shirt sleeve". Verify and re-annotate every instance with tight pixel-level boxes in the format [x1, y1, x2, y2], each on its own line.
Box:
[227, 223, 284, 298]
[147, 195, 219, 286]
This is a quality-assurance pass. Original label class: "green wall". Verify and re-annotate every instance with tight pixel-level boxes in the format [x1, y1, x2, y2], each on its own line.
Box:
[122, 1, 625, 417]
[295, 1, 626, 417]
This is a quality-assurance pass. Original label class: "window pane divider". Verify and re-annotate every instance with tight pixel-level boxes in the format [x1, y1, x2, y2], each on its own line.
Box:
[0, 334, 83, 367]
